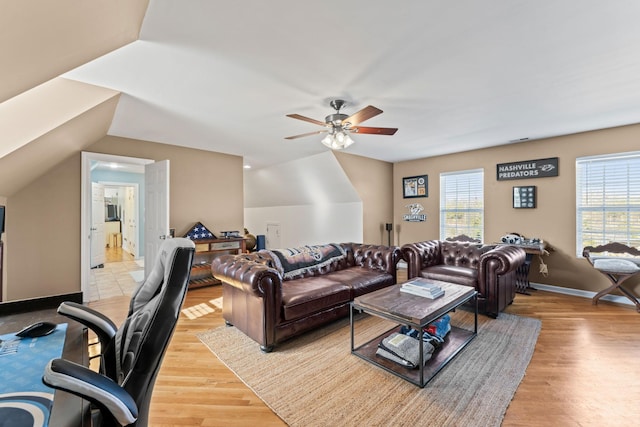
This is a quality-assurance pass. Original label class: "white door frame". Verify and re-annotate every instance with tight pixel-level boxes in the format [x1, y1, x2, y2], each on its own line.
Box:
[81, 152, 153, 302]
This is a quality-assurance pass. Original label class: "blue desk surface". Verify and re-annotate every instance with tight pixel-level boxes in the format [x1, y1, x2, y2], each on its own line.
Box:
[0, 323, 67, 427]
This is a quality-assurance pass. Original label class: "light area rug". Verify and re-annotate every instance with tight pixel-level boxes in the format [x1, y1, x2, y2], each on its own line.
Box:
[198, 310, 541, 427]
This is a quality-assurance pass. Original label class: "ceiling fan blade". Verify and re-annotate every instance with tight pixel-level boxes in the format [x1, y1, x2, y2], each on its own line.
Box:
[286, 114, 327, 127]
[352, 126, 398, 136]
[284, 130, 328, 140]
[343, 105, 383, 126]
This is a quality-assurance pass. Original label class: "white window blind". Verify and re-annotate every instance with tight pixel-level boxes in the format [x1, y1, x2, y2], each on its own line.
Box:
[576, 152, 640, 255]
[440, 169, 484, 241]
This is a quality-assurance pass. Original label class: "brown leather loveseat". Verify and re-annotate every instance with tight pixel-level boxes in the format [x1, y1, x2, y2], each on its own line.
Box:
[401, 240, 526, 318]
[211, 243, 402, 352]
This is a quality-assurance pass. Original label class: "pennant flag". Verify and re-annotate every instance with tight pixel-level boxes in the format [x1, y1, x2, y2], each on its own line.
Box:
[183, 222, 216, 240]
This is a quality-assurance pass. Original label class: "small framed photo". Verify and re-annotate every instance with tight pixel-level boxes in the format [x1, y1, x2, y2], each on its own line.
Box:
[513, 186, 536, 208]
[403, 175, 428, 198]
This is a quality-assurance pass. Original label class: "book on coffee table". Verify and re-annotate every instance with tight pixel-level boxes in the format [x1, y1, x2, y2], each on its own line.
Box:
[400, 278, 444, 299]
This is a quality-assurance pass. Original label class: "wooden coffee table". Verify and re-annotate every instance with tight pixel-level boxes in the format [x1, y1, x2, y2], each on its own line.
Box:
[350, 280, 477, 388]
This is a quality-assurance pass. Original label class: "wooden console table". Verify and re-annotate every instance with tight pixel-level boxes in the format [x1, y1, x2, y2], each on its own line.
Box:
[189, 237, 246, 289]
[495, 241, 547, 295]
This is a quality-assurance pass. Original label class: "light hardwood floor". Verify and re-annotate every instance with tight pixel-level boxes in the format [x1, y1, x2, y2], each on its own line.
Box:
[88, 274, 640, 426]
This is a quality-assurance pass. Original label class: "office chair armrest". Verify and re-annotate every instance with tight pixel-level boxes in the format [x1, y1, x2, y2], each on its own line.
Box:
[43, 358, 138, 426]
[57, 301, 118, 344]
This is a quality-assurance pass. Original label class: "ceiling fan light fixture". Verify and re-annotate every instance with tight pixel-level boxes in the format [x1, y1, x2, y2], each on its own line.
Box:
[285, 99, 395, 147]
[321, 134, 333, 147]
[321, 129, 354, 150]
[343, 133, 354, 148]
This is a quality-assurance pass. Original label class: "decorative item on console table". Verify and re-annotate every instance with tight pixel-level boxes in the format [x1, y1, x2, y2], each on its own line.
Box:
[183, 222, 246, 289]
[243, 228, 257, 252]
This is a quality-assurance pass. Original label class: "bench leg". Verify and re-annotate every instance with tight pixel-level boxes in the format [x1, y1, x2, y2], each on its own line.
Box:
[592, 273, 640, 312]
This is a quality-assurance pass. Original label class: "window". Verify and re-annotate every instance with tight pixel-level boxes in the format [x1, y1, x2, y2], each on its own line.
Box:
[576, 152, 640, 255]
[440, 169, 484, 241]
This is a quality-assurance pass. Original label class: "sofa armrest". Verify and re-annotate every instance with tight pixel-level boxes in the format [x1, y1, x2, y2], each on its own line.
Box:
[479, 245, 526, 276]
[351, 244, 402, 277]
[211, 254, 282, 299]
[401, 240, 441, 279]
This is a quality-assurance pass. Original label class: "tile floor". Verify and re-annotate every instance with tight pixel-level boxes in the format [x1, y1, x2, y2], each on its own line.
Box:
[87, 247, 143, 302]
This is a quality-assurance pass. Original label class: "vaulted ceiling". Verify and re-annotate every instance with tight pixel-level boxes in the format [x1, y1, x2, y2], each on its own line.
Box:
[3, 0, 640, 194]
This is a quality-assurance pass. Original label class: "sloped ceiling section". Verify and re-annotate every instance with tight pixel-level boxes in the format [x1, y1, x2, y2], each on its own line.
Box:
[244, 151, 361, 208]
[0, 0, 146, 197]
[0, 0, 148, 103]
[0, 78, 120, 159]
[0, 79, 120, 197]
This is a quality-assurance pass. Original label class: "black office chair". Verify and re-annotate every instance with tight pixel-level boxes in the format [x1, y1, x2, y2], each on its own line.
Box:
[43, 237, 195, 426]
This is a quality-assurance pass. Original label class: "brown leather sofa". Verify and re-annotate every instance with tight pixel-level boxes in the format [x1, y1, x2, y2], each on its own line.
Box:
[401, 240, 526, 318]
[211, 243, 402, 352]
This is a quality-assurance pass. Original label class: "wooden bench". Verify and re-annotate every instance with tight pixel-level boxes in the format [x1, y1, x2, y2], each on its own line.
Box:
[583, 242, 640, 312]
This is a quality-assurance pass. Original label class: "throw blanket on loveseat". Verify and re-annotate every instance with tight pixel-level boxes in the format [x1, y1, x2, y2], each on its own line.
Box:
[267, 244, 346, 279]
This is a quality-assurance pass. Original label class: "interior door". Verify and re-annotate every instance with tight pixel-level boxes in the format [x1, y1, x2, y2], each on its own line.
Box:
[266, 222, 281, 249]
[123, 186, 137, 257]
[144, 160, 170, 279]
[91, 182, 106, 268]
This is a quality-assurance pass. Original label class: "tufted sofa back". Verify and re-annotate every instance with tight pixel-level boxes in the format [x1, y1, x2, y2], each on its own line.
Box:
[440, 241, 485, 269]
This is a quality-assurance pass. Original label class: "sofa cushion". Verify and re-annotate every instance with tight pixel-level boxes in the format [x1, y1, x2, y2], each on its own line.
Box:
[593, 258, 640, 273]
[325, 267, 395, 298]
[281, 277, 351, 320]
[266, 244, 347, 280]
[421, 265, 478, 287]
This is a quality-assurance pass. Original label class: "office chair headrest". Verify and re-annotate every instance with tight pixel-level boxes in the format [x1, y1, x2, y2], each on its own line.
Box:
[129, 238, 195, 313]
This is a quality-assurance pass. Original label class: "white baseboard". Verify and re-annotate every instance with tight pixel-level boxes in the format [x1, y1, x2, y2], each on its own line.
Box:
[530, 282, 634, 307]
[396, 265, 633, 308]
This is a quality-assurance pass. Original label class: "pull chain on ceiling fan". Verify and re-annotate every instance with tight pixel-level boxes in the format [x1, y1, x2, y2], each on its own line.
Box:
[285, 99, 398, 150]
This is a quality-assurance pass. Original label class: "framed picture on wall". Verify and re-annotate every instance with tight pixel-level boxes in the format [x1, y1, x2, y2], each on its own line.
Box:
[513, 186, 536, 208]
[403, 175, 428, 198]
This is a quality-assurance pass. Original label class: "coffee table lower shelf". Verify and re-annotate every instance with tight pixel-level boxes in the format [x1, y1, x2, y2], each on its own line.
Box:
[352, 323, 476, 388]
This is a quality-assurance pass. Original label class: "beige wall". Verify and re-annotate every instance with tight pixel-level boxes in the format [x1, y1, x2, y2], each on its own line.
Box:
[89, 136, 244, 238]
[5, 136, 243, 301]
[335, 152, 394, 245]
[6, 123, 639, 300]
[393, 123, 640, 295]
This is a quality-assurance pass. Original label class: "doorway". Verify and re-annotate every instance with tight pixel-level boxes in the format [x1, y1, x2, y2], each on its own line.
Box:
[82, 152, 151, 302]
[266, 222, 281, 249]
[101, 183, 140, 260]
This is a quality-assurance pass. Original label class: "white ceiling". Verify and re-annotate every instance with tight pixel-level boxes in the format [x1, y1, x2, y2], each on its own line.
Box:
[62, 0, 640, 169]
